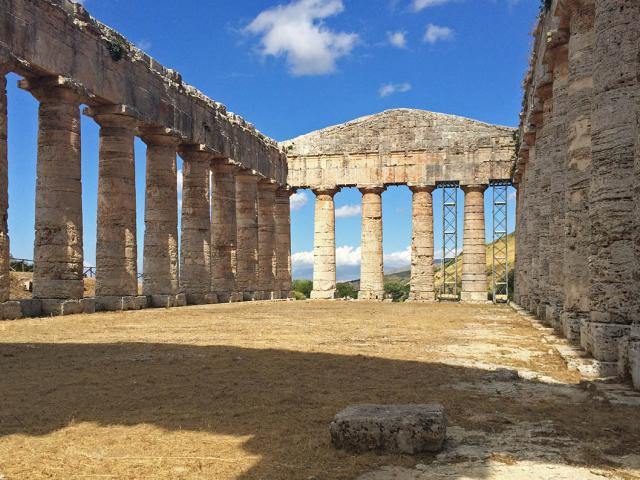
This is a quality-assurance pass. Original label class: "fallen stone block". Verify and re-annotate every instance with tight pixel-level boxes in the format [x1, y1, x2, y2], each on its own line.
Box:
[329, 404, 446, 454]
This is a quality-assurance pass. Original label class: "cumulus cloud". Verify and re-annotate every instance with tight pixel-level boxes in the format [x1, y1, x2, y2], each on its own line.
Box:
[387, 31, 407, 49]
[290, 191, 309, 210]
[292, 245, 412, 269]
[245, 0, 358, 76]
[335, 204, 361, 218]
[423, 24, 454, 44]
[379, 82, 412, 98]
[412, 0, 451, 11]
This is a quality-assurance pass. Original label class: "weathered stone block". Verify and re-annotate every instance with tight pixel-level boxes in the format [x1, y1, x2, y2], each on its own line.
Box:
[175, 294, 187, 307]
[561, 313, 582, 345]
[617, 336, 630, 378]
[629, 341, 640, 391]
[41, 299, 84, 316]
[149, 295, 173, 308]
[82, 298, 96, 314]
[586, 322, 630, 362]
[0, 301, 22, 320]
[329, 404, 446, 454]
[135, 296, 148, 309]
[19, 299, 42, 318]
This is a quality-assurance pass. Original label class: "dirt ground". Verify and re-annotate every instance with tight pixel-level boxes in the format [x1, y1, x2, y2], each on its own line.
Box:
[0, 301, 639, 479]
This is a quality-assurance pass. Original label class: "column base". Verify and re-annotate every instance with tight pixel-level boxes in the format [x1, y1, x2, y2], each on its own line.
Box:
[580, 321, 630, 362]
[560, 313, 584, 345]
[0, 300, 23, 320]
[148, 294, 187, 308]
[460, 292, 489, 303]
[310, 289, 337, 300]
[358, 290, 385, 301]
[185, 293, 218, 305]
[407, 292, 436, 302]
[95, 295, 148, 312]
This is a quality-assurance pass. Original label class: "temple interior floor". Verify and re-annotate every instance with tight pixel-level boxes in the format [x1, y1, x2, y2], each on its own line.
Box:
[0, 301, 639, 479]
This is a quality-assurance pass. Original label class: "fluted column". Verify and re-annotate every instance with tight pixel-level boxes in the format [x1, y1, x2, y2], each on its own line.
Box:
[275, 187, 294, 299]
[89, 105, 140, 310]
[235, 170, 259, 301]
[180, 145, 215, 305]
[140, 128, 181, 307]
[358, 186, 385, 301]
[310, 188, 339, 300]
[461, 185, 488, 303]
[257, 180, 278, 300]
[211, 160, 240, 303]
[22, 78, 85, 305]
[0, 70, 9, 303]
[408, 185, 435, 301]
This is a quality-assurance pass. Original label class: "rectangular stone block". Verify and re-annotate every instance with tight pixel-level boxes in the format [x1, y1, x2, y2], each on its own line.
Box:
[19, 299, 42, 318]
[96, 296, 145, 311]
[175, 293, 187, 307]
[0, 301, 22, 320]
[83, 298, 96, 314]
[329, 404, 446, 454]
[586, 322, 630, 362]
[41, 299, 84, 316]
[629, 341, 640, 391]
[149, 295, 172, 308]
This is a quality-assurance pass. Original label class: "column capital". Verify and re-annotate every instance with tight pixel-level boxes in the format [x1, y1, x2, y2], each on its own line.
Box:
[179, 144, 215, 162]
[408, 184, 436, 194]
[276, 186, 297, 198]
[139, 126, 182, 147]
[236, 169, 261, 183]
[461, 184, 488, 194]
[211, 158, 240, 173]
[312, 187, 340, 197]
[85, 104, 140, 129]
[19, 76, 90, 104]
[358, 185, 386, 195]
[258, 179, 279, 191]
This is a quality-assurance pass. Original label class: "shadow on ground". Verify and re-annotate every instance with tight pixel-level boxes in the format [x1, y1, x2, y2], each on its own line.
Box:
[1, 342, 639, 479]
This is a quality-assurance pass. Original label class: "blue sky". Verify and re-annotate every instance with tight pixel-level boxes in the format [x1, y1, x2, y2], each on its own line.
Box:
[5, 0, 537, 279]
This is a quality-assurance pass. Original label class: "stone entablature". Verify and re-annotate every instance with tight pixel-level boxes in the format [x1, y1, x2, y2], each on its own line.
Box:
[0, 0, 286, 183]
[284, 109, 515, 189]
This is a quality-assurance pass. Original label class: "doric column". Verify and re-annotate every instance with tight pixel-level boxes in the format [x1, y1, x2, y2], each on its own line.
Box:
[358, 186, 385, 301]
[235, 169, 260, 300]
[211, 159, 240, 303]
[408, 185, 435, 301]
[140, 127, 181, 307]
[310, 188, 339, 300]
[585, 0, 639, 362]
[89, 105, 141, 310]
[257, 180, 278, 300]
[461, 185, 487, 303]
[0, 70, 9, 303]
[180, 145, 215, 305]
[22, 77, 85, 307]
[275, 187, 294, 299]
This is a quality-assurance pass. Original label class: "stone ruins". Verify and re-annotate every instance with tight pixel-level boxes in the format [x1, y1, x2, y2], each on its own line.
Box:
[0, 0, 638, 392]
[285, 109, 514, 301]
[513, 0, 639, 388]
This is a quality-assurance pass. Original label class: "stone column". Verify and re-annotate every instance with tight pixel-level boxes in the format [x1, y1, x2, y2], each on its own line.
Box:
[408, 185, 435, 301]
[562, 2, 594, 344]
[90, 105, 142, 311]
[22, 77, 86, 315]
[180, 145, 215, 305]
[235, 170, 259, 301]
[0, 70, 9, 303]
[310, 188, 339, 300]
[140, 128, 182, 308]
[585, 0, 639, 363]
[461, 185, 488, 303]
[257, 180, 278, 300]
[211, 160, 240, 303]
[275, 187, 294, 299]
[358, 186, 385, 301]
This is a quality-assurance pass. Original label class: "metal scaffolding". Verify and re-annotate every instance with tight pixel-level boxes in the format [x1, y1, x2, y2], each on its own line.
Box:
[491, 181, 511, 303]
[438, 182, 459, 300]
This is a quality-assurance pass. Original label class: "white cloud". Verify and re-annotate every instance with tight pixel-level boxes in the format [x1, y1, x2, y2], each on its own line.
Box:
[291, 245, 412, 270]
[335, 204, 361, 218]
[290, 190, 309, 210]
[379, 82, 412, 98]
[387, 31, 407, 49]
[245, 0, 359, 76]
[412, 0, 451, 11]
[424, 24, 454, 44]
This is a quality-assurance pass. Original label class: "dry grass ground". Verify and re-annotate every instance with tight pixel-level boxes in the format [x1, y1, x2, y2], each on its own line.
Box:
[0, 301, 639, 479]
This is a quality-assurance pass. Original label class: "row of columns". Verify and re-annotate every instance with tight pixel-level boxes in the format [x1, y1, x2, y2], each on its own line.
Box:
[0, 72, 292, 316]
[309, 184, 488, 302]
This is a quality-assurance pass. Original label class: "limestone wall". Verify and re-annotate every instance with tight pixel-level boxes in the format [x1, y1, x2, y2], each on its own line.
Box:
[0, 0, 286, 183]
[513, 0, 640, 389]
[284, 109, 514, 189]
